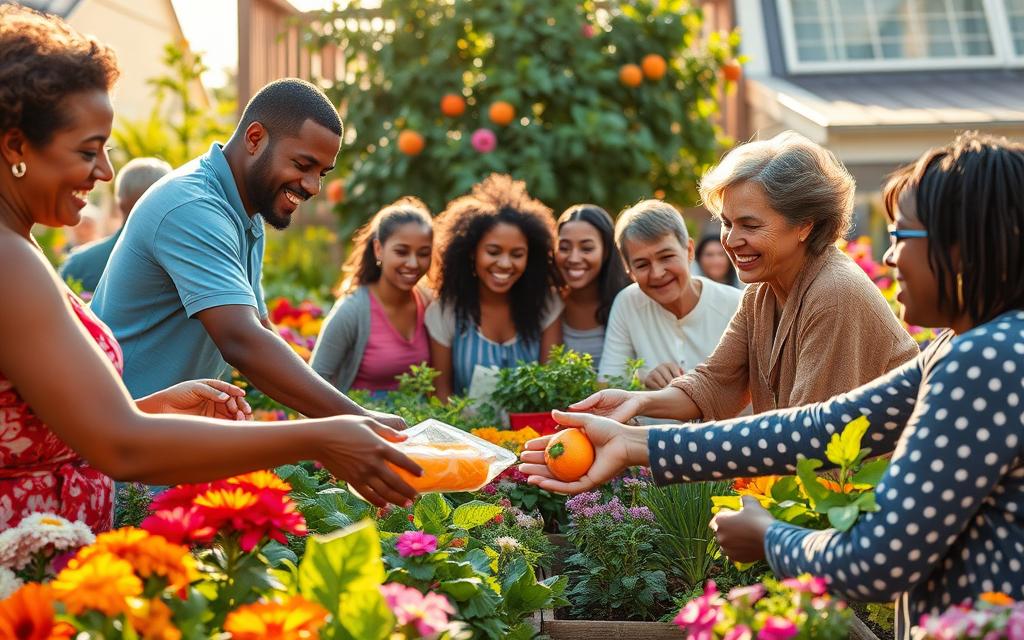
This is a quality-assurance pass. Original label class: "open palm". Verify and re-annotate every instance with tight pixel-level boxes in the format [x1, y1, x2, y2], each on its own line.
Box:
[148, 380, 252, 421]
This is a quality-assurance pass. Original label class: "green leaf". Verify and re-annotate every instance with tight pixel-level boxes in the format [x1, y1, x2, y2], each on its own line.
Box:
[298, 520, 393, 640]
[414, 493, 452, 534]
[439, 577, 484, 601]
[260, 540, 298, 568]
[451, 501, 503, 530]
[770, 476, 803, 502]
[853, 458, 889, 486]
[795, 457, 828, 504]
[830, 416, 870, 468]
[828, 504, 861, 531]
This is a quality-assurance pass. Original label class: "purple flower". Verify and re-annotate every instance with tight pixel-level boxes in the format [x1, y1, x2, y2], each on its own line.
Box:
[757, 616, 798, 640]
[566, 492, 600, 514]
[471, 128, 497, 153]
[396, 531, 437, 557]
[627, 506, 655, 522]
[727, 583, 766, 605]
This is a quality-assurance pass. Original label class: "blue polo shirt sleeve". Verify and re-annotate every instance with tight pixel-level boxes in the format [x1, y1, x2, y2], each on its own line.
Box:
[153, 201, 258, 317]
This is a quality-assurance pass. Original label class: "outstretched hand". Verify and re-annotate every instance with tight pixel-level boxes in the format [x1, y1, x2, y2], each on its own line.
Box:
[568, 388, 646, 423]
[141, 379, 252, 421]
[320, 414, 421, 508]
[518, 410, 649, 495]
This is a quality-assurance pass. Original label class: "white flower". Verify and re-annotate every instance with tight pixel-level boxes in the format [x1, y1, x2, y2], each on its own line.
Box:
[494, 536, 522, 552]
[0, 512, 95, 570]
[514, 513, 541, 529]
[0, 567, 23, 600]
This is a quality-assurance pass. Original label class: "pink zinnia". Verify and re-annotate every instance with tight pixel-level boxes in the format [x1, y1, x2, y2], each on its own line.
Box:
[724, 625, 752, 640]
[395, 531, 437, 557]
[380, 583, 455, 636]
[471, 128, 497, 153]
[757, 616, 798, 640]
[140, 506, 217, 546]
[674, 581, 721, 640]
[728, 583, 766, 605]
[781, 575, 828, 596]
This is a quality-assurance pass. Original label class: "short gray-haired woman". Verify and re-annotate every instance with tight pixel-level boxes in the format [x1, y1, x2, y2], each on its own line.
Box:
[576, 131, 919, 422]
[598, 199, 743, 389]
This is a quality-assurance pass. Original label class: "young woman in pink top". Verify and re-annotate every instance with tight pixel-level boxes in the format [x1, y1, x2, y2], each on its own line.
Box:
[311, 198, 434, 393]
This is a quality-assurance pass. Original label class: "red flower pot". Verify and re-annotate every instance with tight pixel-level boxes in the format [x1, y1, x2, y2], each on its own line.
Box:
[508, 411, 559, 435]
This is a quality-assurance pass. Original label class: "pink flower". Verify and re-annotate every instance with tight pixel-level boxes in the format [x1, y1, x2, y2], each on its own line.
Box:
[724, 626, 753, 640]
[727, 583, 766, 605]
[471, 128, 497, 153]
[395, 531, 437, 557]
[757, 616, 798, 640]
[674, 581, 721, 640]
[581, 23, 595, 38]
[781, 574, 827, 596]
[380, 582, 455, 636]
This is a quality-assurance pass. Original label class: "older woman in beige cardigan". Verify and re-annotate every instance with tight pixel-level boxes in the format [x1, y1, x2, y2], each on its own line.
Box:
[573, 131, 918, 422]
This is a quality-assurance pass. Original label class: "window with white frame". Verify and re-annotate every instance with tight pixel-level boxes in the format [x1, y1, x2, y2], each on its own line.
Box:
[778, 0, 1024, 71]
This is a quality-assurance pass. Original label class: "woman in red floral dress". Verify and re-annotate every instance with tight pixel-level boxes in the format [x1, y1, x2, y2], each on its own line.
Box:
[0, 6, 422, 529]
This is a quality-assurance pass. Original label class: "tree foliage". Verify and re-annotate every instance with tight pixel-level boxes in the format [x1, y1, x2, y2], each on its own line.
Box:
[303, 0, 739, 222]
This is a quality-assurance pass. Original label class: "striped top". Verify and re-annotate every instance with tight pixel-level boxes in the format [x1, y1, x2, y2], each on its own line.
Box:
[425, 293, 563, 395]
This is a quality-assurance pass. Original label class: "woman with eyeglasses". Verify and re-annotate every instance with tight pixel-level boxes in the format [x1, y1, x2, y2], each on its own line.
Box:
[522, 132, 1024, 638]
[572, 131, 918, 423]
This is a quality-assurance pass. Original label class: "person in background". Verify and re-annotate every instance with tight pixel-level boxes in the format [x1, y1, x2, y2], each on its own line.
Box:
[0, 5, 420, 531]
[597, 200, 743, 389]
[555, 204, 631, 370]
[311, 197, 433, 394]
[577, 131, 918, 422]
[426, 174, 563, 400]
[523, 132, 1024, 640]
[62, 203, 101, 253]
[694, 234, 740, 288]
[60, 157, 171, 291]
[91, 78, 404, 430]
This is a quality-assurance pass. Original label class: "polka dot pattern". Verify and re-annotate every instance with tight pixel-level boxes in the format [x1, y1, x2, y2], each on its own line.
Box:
[647, 311, 1024, 630]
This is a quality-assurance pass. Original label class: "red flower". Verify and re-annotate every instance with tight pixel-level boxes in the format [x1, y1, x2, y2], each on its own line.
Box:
[141, 506, 217, 546]
[407, 514, 416, 523]
[492, 514, 504, 524]
[149, 482, 213, 512]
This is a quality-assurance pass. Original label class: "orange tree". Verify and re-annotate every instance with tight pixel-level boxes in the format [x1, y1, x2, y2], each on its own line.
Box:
[304, 0, 739, 218]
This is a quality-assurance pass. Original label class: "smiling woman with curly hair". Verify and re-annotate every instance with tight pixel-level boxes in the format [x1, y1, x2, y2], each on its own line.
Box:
[426, 174, 563, 399]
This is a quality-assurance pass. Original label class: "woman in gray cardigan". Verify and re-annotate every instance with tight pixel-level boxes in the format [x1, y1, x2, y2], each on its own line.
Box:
[311, 198, 434, 393]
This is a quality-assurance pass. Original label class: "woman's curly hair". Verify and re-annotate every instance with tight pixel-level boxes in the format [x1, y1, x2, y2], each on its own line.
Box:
[0, 5, 119, 145]
[432, 174, 559, 343]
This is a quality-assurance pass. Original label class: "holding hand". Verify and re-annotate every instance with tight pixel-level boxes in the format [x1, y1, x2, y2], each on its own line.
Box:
[319, 415, 422, 508]
[139, 379, 252, 420]
[518, 410, 649, 494]
[569, 388, 646, 423]
[710, 495, 774, 563]
[643, 361, 684, 390]
[366, 408, 408, 431]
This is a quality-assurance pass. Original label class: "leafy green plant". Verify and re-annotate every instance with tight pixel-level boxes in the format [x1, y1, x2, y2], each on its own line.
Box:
[113, 482, 154, 529]
[713, 417, 888, 532]
[301, 0, 737, 226]
[603, 357, 645, 391]
[491, 345, 598, 414]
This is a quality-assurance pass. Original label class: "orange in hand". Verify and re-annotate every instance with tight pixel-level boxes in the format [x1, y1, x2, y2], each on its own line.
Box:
[544, 428, 595, 482]
[389, 443, 490, 492]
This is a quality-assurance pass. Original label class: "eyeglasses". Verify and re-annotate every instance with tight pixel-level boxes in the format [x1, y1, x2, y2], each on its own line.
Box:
[888, 228, 928, 243]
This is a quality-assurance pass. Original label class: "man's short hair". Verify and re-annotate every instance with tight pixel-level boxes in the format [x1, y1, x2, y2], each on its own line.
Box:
[238, 78, 343, 140]
[115, 157, 172, 216]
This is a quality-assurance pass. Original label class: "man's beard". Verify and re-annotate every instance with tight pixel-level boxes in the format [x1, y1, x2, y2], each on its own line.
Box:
[245, 148, 292, 231]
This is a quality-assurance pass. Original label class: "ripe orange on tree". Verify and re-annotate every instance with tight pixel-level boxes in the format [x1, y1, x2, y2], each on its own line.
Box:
[440, 93, 465, 117]
[397, 130, 425, 156]
[641, 53, 667, 80]
[325, 179, 345, 204]
[488, 101, 516, 126]
[722, 59, 743, 82]
[544, 428, 595, 482]
[619, 63, 643, 87]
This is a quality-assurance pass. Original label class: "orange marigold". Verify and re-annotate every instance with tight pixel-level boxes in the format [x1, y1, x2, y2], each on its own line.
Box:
[223, 596, 329, 640]
[980, 591, 1015, 606]
[733, 476, 780, 506]
[77, 528, 197, 592]
[0, 583, 74, 640]
[227, 470, 293, 494]
[128, 597, 181, 640]
[50, 551, 142, 616]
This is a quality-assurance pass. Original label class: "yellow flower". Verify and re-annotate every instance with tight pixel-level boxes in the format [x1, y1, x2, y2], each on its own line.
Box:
[223, 596, 329, 640]
[471, 427, 540, 455]
[51, 551, 142, 616]
[733, 476, 780, 507]
[980, 592, 1015, 606]
[227, 470, 293, 493]
[128, 597, 181, 640]
[77, 528, 197, 592]
[194, 486, 260, 511]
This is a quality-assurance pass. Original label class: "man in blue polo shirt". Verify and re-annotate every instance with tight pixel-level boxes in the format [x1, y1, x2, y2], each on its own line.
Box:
[92, 78, 402, 429]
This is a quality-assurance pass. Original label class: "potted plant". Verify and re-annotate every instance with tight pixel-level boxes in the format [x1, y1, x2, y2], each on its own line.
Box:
[491, 346, 598, 434]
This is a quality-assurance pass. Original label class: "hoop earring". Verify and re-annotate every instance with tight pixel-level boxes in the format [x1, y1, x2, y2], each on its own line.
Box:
[11, 162, 26, 178]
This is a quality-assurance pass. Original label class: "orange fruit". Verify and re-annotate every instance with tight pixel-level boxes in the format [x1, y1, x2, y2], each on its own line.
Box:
[544, 428, 595, 482]
[619, 63, 643, 88]
[397, 130, 425, 156]
[325, 179, 345, 204]
[488, 101, 515, 126]
[641, 53, 667, 80]
[389, 443, 490, 492]
[440, 93, 466, 117]
[722, 59, 742, 82]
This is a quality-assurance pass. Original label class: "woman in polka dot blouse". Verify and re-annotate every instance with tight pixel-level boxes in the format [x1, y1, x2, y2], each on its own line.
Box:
[521, 132, 1024, 639]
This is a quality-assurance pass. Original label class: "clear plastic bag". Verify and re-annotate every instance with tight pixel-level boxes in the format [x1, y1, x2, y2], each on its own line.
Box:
[378, 419, 518, 494]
